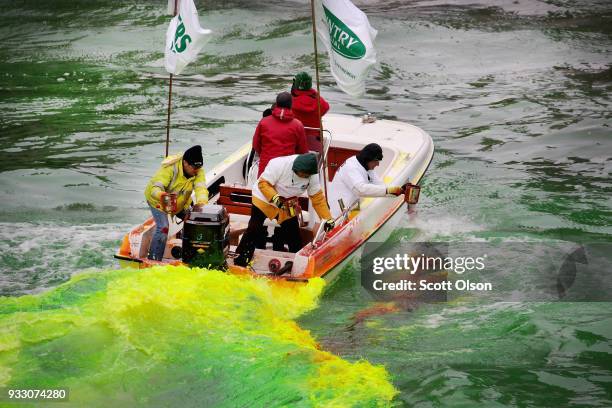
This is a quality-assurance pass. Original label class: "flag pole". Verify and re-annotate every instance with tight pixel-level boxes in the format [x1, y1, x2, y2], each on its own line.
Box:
[165, 0, 179, 157]
[309, 0, 329, 201]
[165, 73, 173, 157]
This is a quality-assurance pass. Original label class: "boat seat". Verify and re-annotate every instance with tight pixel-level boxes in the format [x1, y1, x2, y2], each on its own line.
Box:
[217, 184, 252, 215]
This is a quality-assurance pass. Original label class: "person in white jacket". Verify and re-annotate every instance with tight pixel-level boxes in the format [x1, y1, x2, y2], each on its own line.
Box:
[328, 143, 405, 218]
[234, 153, 335, 267]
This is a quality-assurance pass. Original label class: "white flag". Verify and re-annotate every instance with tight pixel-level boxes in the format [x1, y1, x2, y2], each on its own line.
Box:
[165, 0, 212, 75]
[315, 0, 377, 97]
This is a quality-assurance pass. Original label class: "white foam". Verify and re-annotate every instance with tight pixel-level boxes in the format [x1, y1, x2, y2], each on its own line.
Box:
[0, 222, 133, 295]
[401, 197, 486, 240]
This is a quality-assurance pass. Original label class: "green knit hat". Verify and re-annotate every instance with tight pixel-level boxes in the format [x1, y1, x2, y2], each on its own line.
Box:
[292, 153, 318, 175]
[293, 72, 312, 91]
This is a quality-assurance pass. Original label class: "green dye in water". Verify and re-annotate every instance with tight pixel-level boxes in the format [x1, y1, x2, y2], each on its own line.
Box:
[0, 265, 397, 407]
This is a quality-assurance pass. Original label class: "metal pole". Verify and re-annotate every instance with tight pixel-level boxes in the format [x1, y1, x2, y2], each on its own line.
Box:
[310, 0, 328, 200]
[165, 74, 173, 157]
[165, 0, 179, 157]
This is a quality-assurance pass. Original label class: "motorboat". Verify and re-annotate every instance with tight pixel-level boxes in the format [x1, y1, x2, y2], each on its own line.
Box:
[115, 113, 434, 283]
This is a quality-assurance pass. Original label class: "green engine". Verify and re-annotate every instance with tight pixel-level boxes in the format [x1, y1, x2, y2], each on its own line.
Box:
[182, 204, 229, 269]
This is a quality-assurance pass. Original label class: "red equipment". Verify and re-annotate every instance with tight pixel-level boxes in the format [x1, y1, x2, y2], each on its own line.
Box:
[268, 258, 281, 274]
[161, 192, 178, 213]
[403, 183, 421, 205]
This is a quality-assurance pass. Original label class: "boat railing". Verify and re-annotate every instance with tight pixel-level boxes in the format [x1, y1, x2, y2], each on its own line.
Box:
[311, 222, 327, 249]
[304, 127, 333, 169]
[337, 199, 359, 224]
[310, 199, 358, 250]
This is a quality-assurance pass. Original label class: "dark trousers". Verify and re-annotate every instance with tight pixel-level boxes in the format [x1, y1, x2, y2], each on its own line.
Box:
[234, 206, 301, 266]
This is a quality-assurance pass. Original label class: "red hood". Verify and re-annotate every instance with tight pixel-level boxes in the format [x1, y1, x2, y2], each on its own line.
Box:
[291, 89, 319, 112]
[272, 106, 295, 122]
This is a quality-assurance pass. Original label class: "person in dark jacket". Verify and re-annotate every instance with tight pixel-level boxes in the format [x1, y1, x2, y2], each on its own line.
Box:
[291, 72, 330, 154]
[252, 92, 308, 177]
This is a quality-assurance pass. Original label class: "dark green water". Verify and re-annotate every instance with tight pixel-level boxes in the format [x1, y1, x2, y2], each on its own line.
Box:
[1, 0, 611, 406]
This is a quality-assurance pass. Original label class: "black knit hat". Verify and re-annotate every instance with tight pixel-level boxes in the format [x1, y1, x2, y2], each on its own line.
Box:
[292, 153, 318, 175]
[183, 145, 203, 167]
[276, 92, 292, 109]
[356, 143, 383, 169]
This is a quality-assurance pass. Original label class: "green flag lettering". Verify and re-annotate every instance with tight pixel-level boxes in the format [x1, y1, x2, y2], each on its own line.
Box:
[323, 5, 366, 60]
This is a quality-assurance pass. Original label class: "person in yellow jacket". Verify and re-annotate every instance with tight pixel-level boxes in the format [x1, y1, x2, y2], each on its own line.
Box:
[234, 153, 334, 267]
[144, 145, 209, 260]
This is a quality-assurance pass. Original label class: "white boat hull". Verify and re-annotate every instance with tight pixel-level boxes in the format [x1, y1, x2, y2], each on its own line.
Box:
[115, 114, 434, 284]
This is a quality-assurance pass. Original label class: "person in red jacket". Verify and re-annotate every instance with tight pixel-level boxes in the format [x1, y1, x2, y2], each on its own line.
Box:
[253, 92, 308, 177]
[291, 72, 330, 155]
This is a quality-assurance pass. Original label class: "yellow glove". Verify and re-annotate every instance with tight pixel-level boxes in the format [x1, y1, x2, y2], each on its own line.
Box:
[386, 186, 403, 196]
[271, 194, 284, 208]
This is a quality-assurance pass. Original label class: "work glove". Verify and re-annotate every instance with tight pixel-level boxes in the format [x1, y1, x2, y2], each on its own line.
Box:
[386, 186, 404, 196]
[323, 219, 335, 232]
[271, 194, 284, 208]
[192, 201, 207, 212]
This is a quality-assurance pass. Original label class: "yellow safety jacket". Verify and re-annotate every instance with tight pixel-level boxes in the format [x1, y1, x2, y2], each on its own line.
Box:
[144, 154, 209, 214]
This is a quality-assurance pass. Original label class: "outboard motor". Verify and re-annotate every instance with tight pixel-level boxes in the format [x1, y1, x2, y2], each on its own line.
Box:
[182, 204, 229, 269]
